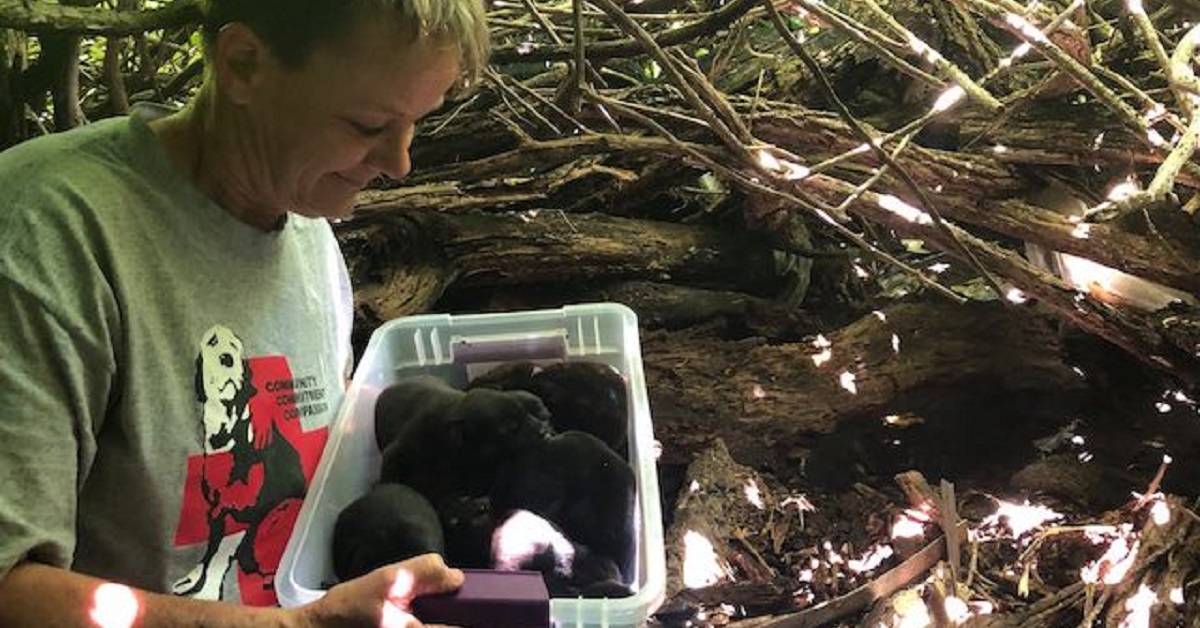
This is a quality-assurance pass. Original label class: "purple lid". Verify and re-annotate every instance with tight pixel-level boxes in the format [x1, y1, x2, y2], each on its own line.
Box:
[412, 569, 551, 628]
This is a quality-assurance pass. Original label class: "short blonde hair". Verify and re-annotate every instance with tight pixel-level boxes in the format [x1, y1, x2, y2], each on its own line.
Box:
[200, 0, 489, 87]
[393, 0, 490, 89]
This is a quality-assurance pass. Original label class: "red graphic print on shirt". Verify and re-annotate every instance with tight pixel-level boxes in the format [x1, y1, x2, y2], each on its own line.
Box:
[173, 325, 329, 606]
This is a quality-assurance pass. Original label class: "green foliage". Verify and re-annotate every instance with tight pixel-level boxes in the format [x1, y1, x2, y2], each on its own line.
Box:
[8, 1, 204, 131]
[640, 58, 662, 82]
[950, 277, 1001, 302]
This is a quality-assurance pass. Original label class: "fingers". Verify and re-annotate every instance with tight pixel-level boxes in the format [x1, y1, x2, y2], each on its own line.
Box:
[380, 603, 466, 628]
[379, 601, 421, 628]
[385, 553, 464, 604]
[297, 555, 463, 628]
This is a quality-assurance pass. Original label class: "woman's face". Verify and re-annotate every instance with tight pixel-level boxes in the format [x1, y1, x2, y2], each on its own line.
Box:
[239, 18, 462, 223]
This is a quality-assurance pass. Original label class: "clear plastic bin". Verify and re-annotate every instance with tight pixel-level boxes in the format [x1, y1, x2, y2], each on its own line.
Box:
[277, 303, 666, 627]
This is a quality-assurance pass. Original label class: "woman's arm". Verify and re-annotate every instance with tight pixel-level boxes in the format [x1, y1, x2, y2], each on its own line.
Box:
[0, 554, 462, 628]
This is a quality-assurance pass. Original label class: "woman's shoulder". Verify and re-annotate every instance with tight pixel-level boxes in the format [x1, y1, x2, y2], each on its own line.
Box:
[0, 118, 160, 202]
[1, 117, 137, 165]
[0, 118, 165, 254]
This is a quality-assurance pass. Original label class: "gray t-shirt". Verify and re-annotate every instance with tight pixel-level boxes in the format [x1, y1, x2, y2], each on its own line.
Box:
[0, 114, 354, 606]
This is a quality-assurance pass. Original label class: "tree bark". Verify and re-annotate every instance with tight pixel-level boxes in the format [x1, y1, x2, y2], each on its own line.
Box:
[409, 100, 1198, 295]
[641, 299, 1086, 473]
[337, 206, 800, 328]
[0, 0, 198, 36]
[0, 29, 20, 146]
[488, 0, 759, 65]
[389, 94, 1200, 383]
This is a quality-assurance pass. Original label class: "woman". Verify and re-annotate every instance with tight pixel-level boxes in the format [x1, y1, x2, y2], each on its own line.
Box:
[0, 1, 488, 625]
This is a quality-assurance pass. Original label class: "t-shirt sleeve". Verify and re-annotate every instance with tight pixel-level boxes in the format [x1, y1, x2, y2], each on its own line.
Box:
[0, 273, 114, 578]
[335, 250, 355, 384]
[320, 221, 356, 385]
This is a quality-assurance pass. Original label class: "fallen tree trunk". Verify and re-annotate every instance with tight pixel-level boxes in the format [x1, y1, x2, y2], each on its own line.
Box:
[407, 99, 1200, 297]
[336, 207, 801, 330]
[444, 279, 825, 339]
[641, 299, 1085, 473]
[351, 120, 1200, 383]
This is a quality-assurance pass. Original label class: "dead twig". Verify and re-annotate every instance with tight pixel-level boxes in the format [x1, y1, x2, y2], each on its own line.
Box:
[859, 0, 1002, 111]
[789, 0, 943, 90]
[746, 523, 968, 628]
[588, 0, 753, 160]
[584, 89, 968, 303]
[764, 0, 1002, 301]
[1088, 24, 1200, 220]
[490, 0, 759, 64]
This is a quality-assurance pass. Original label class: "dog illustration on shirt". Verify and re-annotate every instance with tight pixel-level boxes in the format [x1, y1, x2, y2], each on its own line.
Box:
[172, 325, 307, 602]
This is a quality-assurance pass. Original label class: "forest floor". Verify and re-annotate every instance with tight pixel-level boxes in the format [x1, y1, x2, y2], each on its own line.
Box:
[643, 311, 1200, 627]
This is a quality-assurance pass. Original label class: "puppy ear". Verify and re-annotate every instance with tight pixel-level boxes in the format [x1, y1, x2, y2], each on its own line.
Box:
[211, 23, 273, 106]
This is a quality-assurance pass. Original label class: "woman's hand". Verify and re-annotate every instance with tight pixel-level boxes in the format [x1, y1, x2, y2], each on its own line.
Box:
[296, 553, 463, 628]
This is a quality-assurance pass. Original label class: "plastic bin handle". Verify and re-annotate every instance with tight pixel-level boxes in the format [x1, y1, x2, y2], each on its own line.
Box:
[450, 332, 568, 364]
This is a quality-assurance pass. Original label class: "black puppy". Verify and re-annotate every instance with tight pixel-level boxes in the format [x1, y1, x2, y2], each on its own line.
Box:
[470, 361, 630, 457]
[491, 430, 636, 577]
[332, 483, 444, 581]
[373, 375, 460, 452]
[468, 361, 538, 392]
[437, 494, 495, 569]
[491, 509, 632, 598]
[377, 376, 552, 498]
[527, 362, 629, 457]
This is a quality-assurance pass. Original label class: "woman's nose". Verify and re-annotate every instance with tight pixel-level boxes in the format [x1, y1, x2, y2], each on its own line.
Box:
[368, 124, 413, 180]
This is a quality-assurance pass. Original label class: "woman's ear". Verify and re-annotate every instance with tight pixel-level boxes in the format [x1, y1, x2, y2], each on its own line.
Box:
[212, 23, 272, 105]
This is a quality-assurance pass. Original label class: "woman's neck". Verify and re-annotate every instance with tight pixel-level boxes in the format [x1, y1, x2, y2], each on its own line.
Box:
[148, 94, 286, 231]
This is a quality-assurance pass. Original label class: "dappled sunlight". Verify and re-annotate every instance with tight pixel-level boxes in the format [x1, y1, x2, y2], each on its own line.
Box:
[1003, 12, 1050, 43]
[743, 478, 764, 509]
[838, 371, 857, 394]
[875, 194, 932, 224]
[1005, 288, 1028, 304]
[753, 147, 810, 181]
[978, 500, 1064, 540]
[846, 543, 892, 573]
[891, 508, 931, 540]
[1118, 584, 1157, 628]
[931, 85, 965, 113]
[1080, 524, 1139, 585]
[891, 588, 933, 628]
[781, 494, 816, 530]
[811, 334, 832, 366]
[89, 583, 140, 628]
[1105, 176, 1141, 202]
[683, 530, 729, 589]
